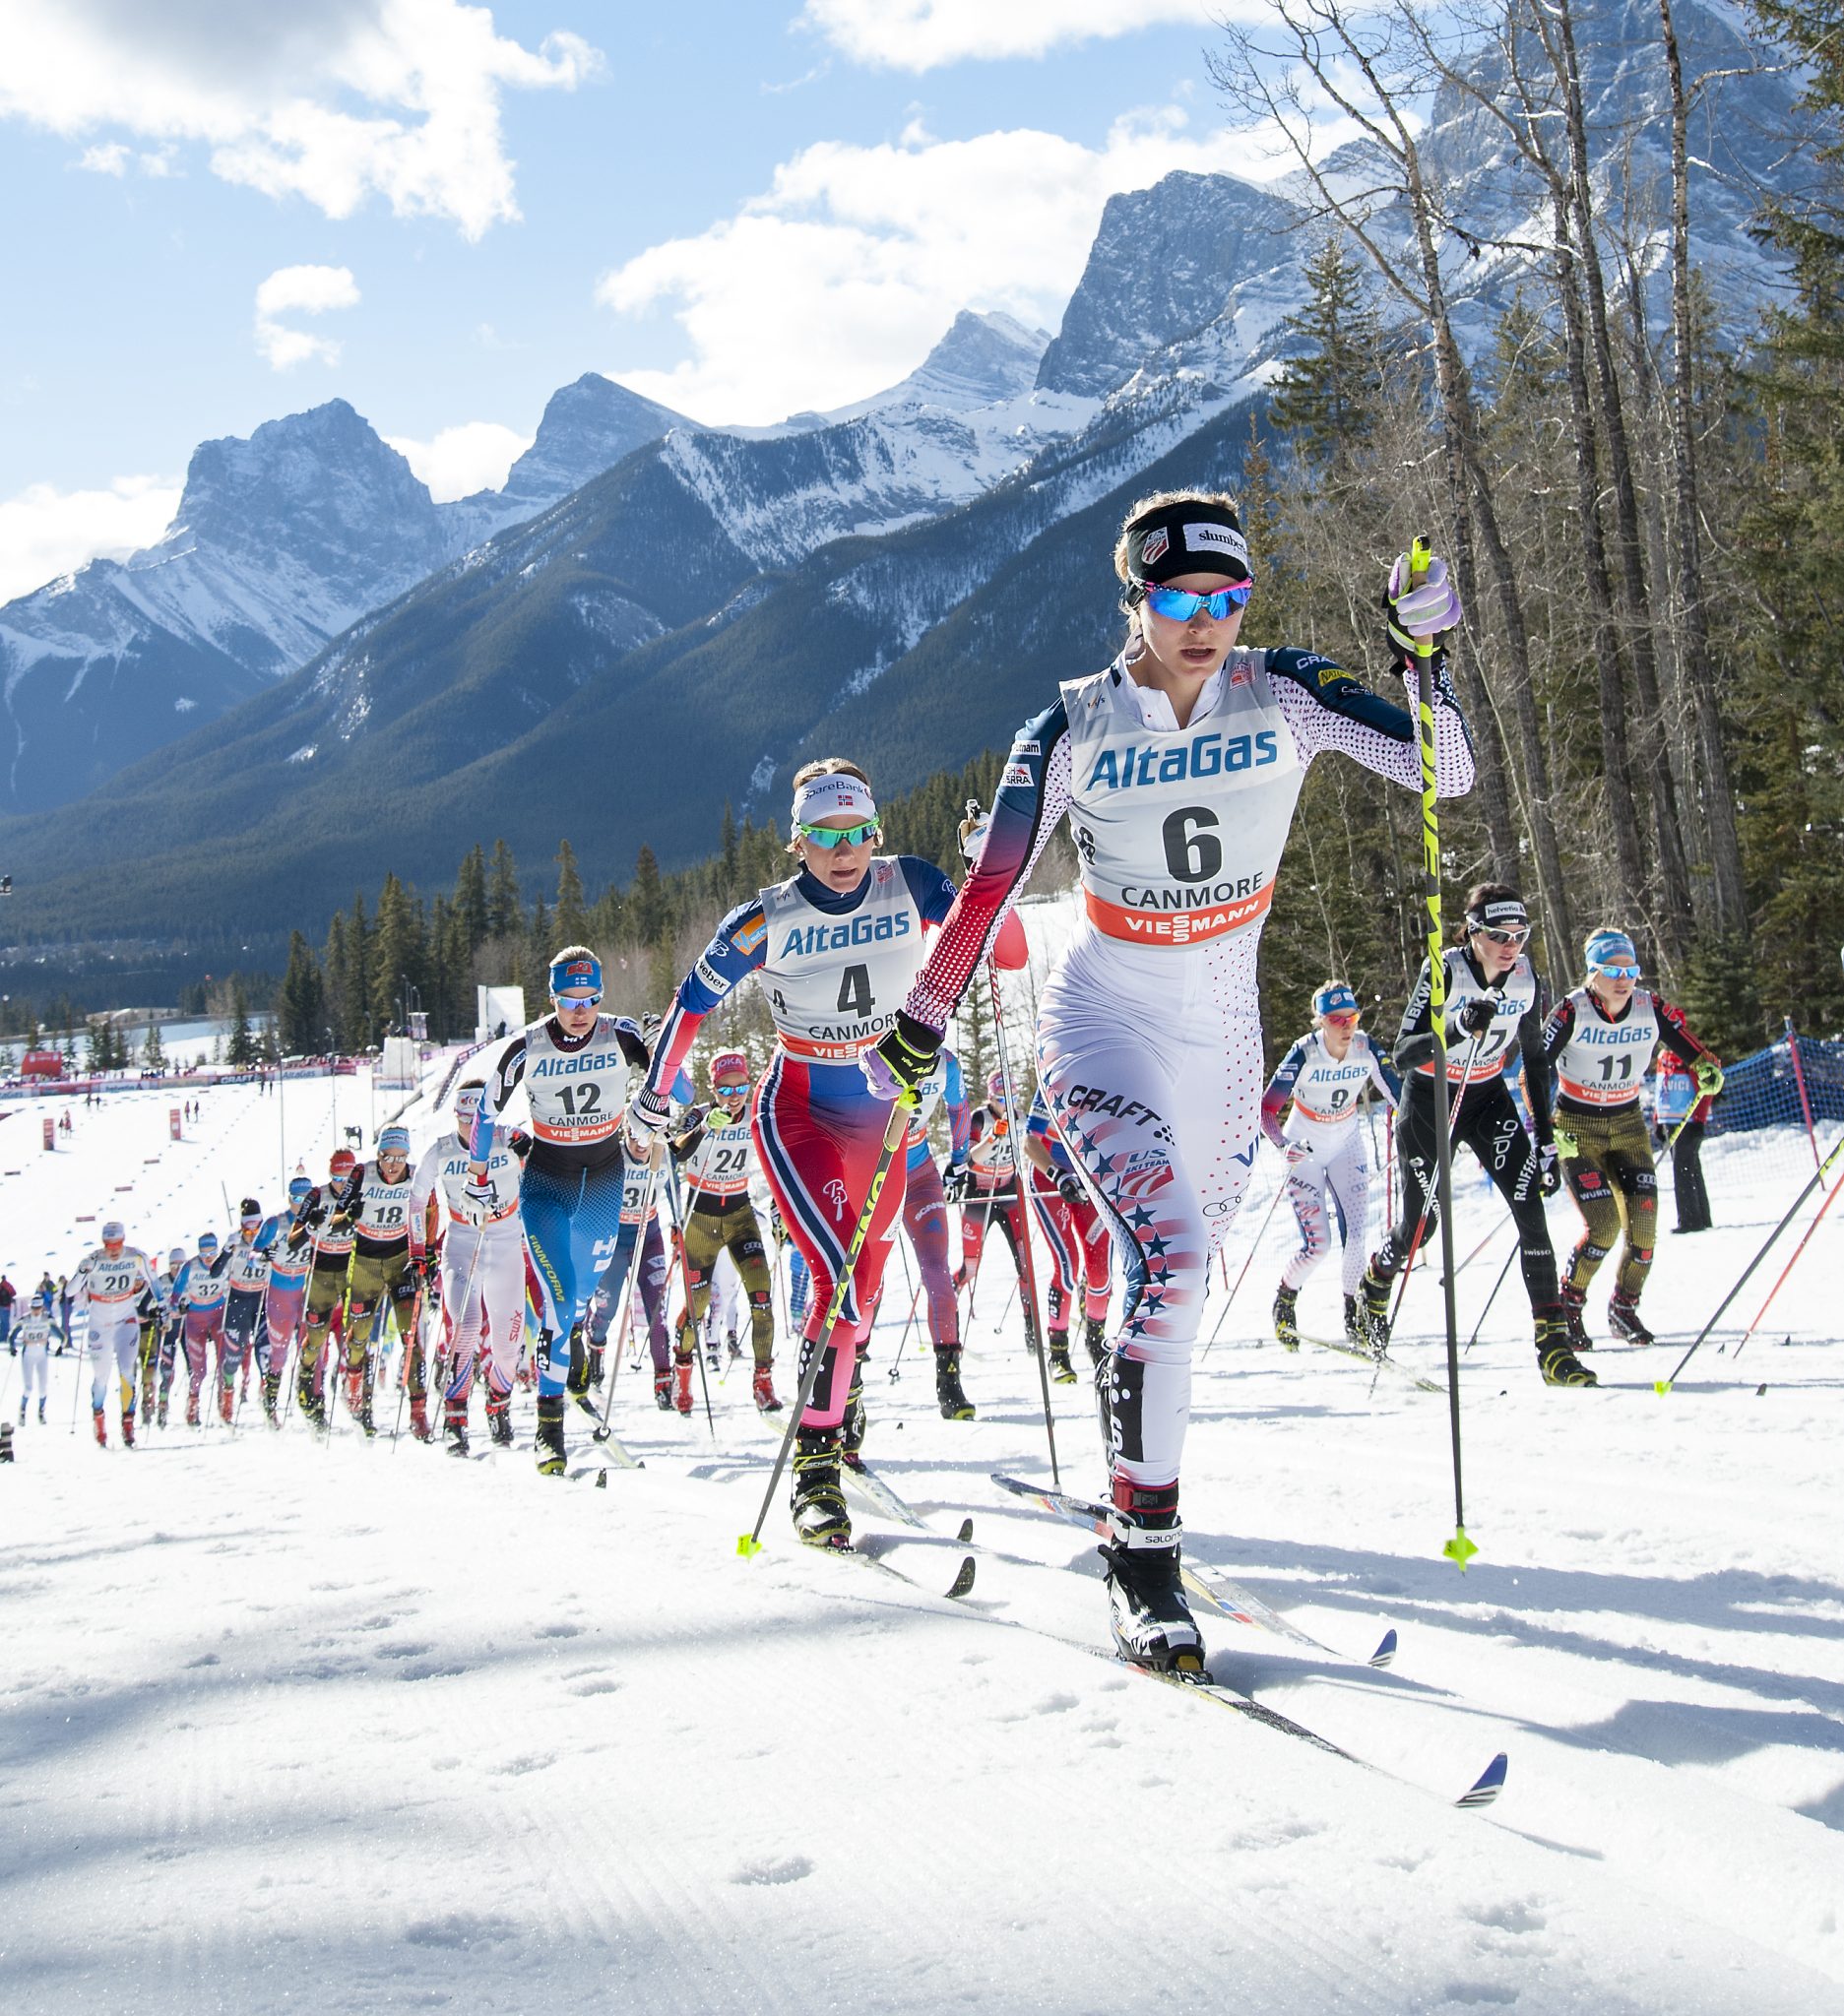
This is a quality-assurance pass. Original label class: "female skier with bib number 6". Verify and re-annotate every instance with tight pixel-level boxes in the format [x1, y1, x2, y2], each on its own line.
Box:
[865, 492, 1474, 1670]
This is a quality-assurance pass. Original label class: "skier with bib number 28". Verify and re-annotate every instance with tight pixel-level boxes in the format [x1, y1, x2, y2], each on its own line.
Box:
[864, 490, 1475, 1671]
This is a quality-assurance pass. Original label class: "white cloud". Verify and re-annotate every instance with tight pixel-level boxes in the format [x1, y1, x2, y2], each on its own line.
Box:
[597, 103, 1302, 424]
[78, 140, 129, 174]
[254, 263, 360, 370]
[2, 0, 601, 238]
[799, 0, 1228, 70]
[385, 419, 532, 500]
[0, 474, 181, 606]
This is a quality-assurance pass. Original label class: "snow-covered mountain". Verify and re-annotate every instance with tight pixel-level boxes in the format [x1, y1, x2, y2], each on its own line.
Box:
[438, 373, 691, 550]
[0, 403, 455, 814]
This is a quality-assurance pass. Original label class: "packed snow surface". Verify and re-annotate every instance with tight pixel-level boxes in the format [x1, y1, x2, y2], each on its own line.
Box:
[2, 1043, 1840, 2014]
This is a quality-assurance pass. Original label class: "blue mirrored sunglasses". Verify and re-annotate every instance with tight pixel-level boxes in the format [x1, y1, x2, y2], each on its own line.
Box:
[798, 819, 880, 850]
[1591, 960, 1641, 980]
[1141, 581, 1253, 621]
[553, 990, 603, 1009]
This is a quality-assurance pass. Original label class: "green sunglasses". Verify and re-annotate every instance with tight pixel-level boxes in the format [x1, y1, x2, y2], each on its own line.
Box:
[798, 819, 880, 849]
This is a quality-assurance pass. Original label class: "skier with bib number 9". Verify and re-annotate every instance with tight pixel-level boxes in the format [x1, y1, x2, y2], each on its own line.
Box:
[629, 760, 959, 1548]
[863, 490, 1475, 1670]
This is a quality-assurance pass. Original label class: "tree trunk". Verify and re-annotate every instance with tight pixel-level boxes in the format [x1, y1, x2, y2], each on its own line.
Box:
[1551, 184, 1650, 938]
[1657, 0, 1749, 934]
[1551, 0, 1695, 968]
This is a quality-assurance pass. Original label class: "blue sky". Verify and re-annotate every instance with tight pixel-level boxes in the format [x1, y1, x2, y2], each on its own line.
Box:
[0, 1, 1288, 600]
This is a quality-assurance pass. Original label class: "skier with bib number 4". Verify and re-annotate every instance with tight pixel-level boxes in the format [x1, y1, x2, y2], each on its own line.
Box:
[630, 761, 960, 1548]
[864, 491, 1475, 1671]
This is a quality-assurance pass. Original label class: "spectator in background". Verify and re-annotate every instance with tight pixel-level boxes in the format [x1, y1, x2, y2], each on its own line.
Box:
[1655, 1054, 1714, 1233]
[0, 1273, 14, 1345]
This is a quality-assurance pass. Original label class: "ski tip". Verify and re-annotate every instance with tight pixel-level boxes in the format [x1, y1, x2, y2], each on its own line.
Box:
[1652, 1378, 1672, 1395]
[1457, 1751, 1509, 1809]
[736, 1533, 763, 1559]
[1442, 1527, 1479, 1571]
[957, 1517, 975, 1544]
[595, 1469, 607, 1488]
[947, 1555, 977, 1599]
[1368, 1627, 1399, 1668]
[1756, 1383, 1767, 1397]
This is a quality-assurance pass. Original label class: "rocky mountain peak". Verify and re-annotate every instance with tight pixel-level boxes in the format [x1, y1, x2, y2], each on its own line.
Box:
[1036, 172, 1304, 399]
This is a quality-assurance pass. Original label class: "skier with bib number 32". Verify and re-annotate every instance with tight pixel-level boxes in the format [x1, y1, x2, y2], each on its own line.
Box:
[863, 490, 1475, 1672]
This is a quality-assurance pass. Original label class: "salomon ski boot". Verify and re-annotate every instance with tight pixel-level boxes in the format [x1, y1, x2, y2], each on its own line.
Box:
[534, 1394, 567, 1476]
[1047, 1333, 1079, 1384]
[841, 1376, 866, 1470]
[791, 1426, 851, 1549]
[93, 1407, 108, 1449]
[486, 1392, 513, 1447]
[444, 1402, 470, 1458]
[185, 1390, 202, 1428]
[262, 1372, 282, 1426]
[1607, 1294, 1654, 1347]
[1536, 1310, 1598, 1387]
[672, 1354, 694, 1417]
[409, 1394, 432, 1443]
[1084, 1315, 1110, 1367]
[219, 1379, 234, 1424]
[1272, 1285, 1301, 1352]
[1559, 1283, 1593, 1352]
[1343, 1294, 1364, 1346]
[120, 1411, 136, 1449]
[727, 1329, 742, 1363]
[586, 1344, 604, 1393]
[934, 1347, 975, 1420]
[1354, 1266, 1393, 1357]
[752, 1363, 782, 1414]
[1100, 1478, 1202, 1674]
[654, 1367, 674, 1412]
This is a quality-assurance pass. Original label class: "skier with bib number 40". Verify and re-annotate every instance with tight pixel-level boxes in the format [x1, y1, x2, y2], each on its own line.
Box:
[1261, 982, 1400, 1352]
[863, 491, 1475, 1671]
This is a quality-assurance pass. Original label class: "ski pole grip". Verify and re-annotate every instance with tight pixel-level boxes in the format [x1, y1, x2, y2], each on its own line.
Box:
[1409, 536, 1433, 661]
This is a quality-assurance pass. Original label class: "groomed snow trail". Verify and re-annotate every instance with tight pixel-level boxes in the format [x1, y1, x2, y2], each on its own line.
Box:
[1, 1071, 1839, 2015]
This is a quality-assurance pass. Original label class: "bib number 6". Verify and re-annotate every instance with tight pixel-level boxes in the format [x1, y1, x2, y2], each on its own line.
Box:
[1162, 806, 1222, 882]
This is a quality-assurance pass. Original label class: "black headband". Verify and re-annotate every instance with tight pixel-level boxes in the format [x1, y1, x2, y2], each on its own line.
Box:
[1124, 501, 1250, 585]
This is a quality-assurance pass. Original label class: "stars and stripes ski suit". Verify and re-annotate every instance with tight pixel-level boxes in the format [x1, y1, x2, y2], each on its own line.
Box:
[1260, 1030, 1401, 1297]
[644, 855, 958, 1428]
[1024, 1087, 1113, 1337]
[894, 641, 1473, 1490]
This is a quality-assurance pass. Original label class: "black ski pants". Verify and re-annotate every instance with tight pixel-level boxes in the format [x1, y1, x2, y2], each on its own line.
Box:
[1371, 1075, 1558, 1317]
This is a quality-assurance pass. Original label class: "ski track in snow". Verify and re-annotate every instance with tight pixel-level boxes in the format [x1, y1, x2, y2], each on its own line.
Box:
[0, 1049, 1839, 2015]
